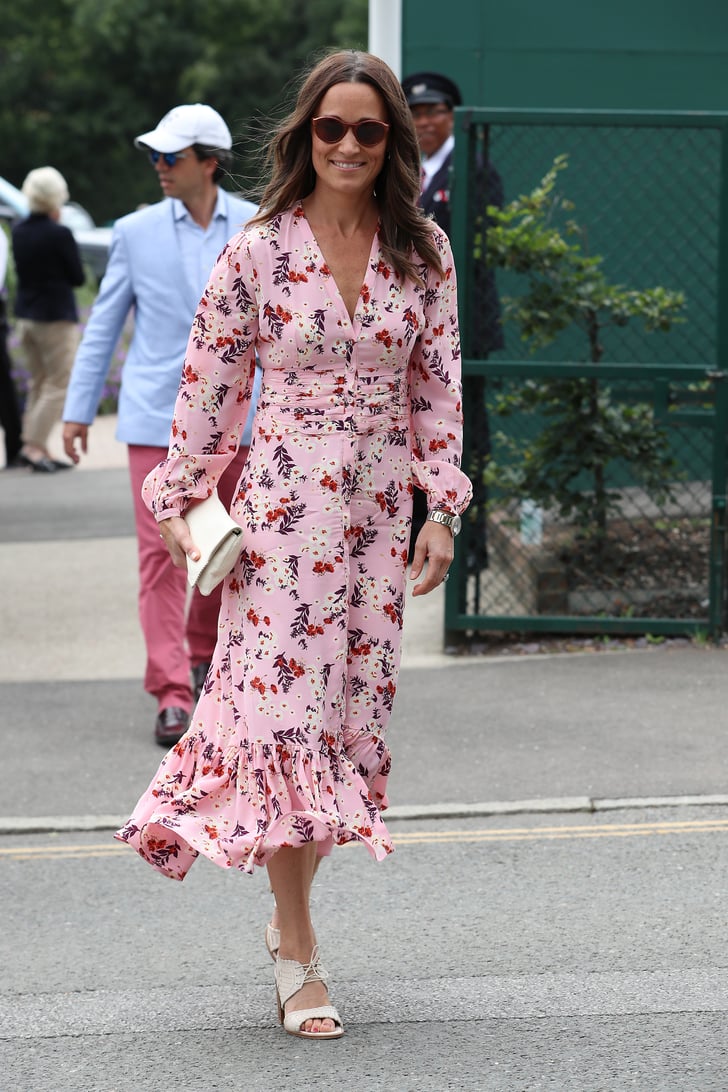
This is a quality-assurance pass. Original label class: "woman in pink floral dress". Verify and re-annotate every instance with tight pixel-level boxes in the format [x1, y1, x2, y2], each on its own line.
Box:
[116, 50, 471, 1040]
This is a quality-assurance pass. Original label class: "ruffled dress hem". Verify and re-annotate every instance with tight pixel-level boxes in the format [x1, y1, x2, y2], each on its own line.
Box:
[114, 725, 394, 881]
[114, 806, 393, 882]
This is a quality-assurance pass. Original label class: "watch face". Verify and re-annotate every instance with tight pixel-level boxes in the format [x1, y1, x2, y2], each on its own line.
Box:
[452, 514, 462, 536]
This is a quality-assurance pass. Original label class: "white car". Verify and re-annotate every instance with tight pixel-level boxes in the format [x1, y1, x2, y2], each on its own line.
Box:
[0, 174, 112, 279]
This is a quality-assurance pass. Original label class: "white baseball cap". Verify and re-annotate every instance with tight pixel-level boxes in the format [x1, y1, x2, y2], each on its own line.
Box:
[134, 104, 232, 153]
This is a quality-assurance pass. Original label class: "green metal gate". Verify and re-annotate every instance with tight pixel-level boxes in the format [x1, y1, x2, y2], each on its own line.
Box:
[446, 109, 728, 639]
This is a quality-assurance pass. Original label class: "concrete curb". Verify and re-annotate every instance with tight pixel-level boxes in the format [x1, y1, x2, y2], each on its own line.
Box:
[2, 793, 728, 835]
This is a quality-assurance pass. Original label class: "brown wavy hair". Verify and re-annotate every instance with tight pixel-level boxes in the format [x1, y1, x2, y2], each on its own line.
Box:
[250, 50, 443, 284]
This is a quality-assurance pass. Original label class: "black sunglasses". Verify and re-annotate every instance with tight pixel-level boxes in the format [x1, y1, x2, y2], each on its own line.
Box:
[147, 149, 190, 168]
[311, 116, 390, 147]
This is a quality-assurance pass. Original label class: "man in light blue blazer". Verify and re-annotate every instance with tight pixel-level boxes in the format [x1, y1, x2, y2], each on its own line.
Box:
[63, 103, 260, 746]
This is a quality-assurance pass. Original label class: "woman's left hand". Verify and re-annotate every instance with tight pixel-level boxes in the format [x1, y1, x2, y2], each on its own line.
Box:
[410, 521, 454, 596]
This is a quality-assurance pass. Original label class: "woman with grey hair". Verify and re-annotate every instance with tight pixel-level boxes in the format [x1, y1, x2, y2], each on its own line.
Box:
[12, 166, 85, 472]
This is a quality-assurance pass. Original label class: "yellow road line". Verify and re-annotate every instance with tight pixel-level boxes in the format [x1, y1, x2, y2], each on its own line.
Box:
[1, 816, 727, 860]
[392, 825, 728, 845]
[6, 850, 128, 862]
[391, 818, 728, 843]
[0, 843, 121, 855]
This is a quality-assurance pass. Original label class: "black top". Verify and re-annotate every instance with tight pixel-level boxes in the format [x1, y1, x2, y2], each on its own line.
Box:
[12, 213, 85, 322]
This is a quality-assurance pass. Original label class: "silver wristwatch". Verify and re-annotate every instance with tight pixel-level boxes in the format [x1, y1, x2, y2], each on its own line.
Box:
[426, 510, 462, 537]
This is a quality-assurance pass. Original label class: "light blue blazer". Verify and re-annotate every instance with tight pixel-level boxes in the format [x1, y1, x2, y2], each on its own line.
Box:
[63, 191, 261, 447]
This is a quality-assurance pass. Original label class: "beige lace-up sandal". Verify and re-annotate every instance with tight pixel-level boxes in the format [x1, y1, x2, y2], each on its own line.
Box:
[264, 922, 280, 961]
[274, 944, 344, 1040]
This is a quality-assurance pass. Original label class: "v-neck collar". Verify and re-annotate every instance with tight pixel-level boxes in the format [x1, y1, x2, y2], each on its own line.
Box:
[297, 204, 380, 329]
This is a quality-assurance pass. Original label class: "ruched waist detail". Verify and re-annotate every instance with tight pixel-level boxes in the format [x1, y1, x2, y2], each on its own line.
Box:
[257, 367, 409, 435]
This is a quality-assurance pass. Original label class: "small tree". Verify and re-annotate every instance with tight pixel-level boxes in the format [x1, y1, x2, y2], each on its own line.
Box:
[484, 156, 685, 547]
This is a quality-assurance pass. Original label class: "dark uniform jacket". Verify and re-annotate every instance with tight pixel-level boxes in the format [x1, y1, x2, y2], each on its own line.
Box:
[410, 146, 501, 565]
[12, 213, 85, 322]
[420, 150, 505, 358]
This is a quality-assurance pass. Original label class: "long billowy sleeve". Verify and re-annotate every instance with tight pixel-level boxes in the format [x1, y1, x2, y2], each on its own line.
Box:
[142, 231, 259, 519]
[409, 231, 473, 516]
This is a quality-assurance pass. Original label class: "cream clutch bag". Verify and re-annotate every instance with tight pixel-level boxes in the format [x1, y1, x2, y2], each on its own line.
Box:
[185, 490, 244, 596]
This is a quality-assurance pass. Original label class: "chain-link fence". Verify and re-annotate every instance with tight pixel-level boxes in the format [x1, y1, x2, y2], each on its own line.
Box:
[446, 110, 728, 639]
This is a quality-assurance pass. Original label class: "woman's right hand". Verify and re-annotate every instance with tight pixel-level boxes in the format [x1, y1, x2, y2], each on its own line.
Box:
[409, 520, 454, 596]
[158, 515, 201, 570]
[62, 422, 88, 464]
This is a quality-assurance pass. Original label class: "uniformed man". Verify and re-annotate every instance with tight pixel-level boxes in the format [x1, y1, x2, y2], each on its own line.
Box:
[402, 71, 504, 564]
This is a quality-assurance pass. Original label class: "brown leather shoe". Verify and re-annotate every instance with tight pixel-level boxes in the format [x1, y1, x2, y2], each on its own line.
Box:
[154, 706, 190, 746]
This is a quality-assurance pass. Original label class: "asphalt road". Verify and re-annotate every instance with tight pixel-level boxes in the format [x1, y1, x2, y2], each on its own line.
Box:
[2, 808, 728, 1091]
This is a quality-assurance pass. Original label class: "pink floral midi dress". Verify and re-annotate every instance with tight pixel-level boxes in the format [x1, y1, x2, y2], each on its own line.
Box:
[115, 205, 472, 880]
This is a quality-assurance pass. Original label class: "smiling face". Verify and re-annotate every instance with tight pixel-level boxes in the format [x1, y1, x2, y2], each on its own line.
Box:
[310, 81, 389, 200]
[410, 101, 454, 158]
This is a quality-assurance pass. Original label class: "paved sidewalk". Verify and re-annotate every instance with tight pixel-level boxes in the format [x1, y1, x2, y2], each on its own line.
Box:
[2, 414, 728, 825]
[1, 412, 728, 821]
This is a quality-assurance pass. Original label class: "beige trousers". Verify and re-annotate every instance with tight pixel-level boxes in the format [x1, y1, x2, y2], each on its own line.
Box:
[17, 319, 80, 448]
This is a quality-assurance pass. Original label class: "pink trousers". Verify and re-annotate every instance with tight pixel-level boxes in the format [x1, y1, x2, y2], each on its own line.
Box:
[128, 444, 249, 711]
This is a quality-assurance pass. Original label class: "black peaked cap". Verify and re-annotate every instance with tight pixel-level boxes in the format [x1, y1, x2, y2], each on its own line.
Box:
[402, 71, 463, 108]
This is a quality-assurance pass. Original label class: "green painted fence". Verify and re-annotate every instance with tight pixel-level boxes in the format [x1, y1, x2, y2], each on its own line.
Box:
[445, 108, 728, 640]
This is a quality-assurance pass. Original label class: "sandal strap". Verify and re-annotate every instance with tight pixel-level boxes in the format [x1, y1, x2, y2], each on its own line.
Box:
[274, 944, 329, 1009]
[265, 923, 280, 961]
[282, 1004, 342, 1036]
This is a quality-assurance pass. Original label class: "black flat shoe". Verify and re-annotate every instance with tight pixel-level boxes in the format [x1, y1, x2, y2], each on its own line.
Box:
[154, 706, 190, 746]
[4, 456, 29, 470]
[51, 459, 74, 471]
[29, 456, 58, 473]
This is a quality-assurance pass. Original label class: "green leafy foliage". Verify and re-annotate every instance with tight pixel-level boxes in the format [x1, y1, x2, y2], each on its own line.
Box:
[0, 0, 367, 222]
[486, 156, 685, 355]
[484, 157, 686, 541]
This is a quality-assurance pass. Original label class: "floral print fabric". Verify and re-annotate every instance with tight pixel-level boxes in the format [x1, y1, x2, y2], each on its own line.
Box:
[116, 205, 471, 880]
